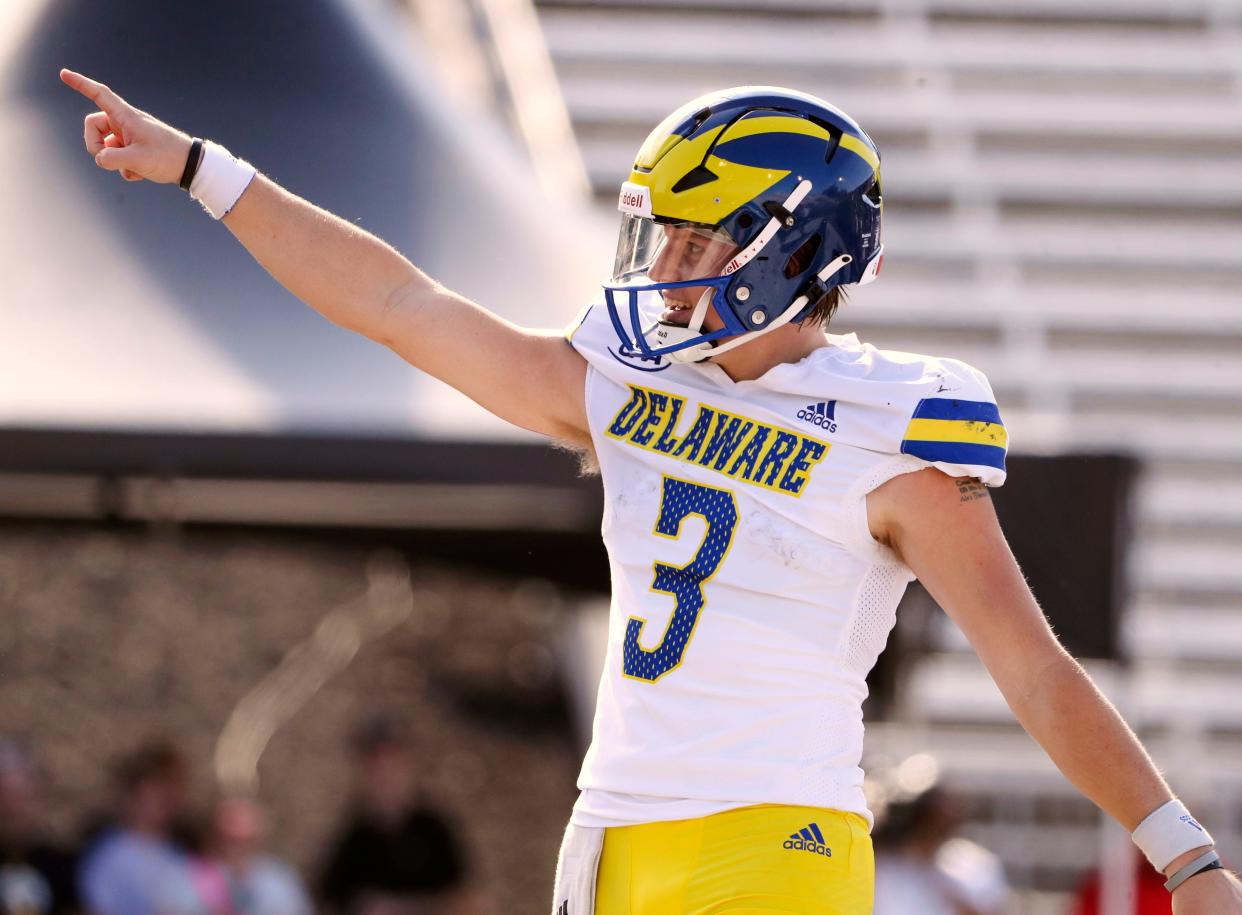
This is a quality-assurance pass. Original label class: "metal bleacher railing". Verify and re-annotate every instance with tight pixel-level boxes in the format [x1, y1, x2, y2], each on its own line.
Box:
[525, 0, 1242, 910]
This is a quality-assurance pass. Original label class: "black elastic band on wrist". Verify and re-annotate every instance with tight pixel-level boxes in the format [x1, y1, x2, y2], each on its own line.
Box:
[179, 138, 204, 191]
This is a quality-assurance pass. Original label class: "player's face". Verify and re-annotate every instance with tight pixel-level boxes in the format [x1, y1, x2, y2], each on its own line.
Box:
[647, 225, 737, 330]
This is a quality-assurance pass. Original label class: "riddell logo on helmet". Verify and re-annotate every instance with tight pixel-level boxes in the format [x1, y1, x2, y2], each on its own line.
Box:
[618, 182, 652, 217]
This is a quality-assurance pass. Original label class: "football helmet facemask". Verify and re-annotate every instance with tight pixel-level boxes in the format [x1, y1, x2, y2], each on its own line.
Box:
[603, 86, 883, 363]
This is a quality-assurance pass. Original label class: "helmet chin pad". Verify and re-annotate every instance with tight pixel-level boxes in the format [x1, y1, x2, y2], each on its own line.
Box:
[650, 321, 716, 363]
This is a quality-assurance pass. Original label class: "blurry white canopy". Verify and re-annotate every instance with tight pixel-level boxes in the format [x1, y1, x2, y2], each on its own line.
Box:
[1, 0, 608, 440]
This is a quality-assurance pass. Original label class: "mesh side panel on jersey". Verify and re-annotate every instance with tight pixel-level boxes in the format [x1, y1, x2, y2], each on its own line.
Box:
[843, 561, 909, 679]
[798, 559, 910, 810]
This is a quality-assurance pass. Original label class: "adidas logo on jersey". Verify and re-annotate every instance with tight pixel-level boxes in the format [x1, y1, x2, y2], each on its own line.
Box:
[797, 400, 838, 432]
[783, 823, 832, 858]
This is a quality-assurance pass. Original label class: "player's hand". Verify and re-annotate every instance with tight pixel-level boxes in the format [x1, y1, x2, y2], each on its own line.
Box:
[60, 69, 192, 184]
[1171, 867, 1242, 913]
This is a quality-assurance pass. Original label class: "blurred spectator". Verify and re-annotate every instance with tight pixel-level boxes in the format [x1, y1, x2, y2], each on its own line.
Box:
[871, 756, 1010, 915]
[318, 717, 475, 915]
[188, 796, 311, 915]
[0, 738, 80, 915]
[1066, 861, 1172, 915]
[77, 740, 200, 915]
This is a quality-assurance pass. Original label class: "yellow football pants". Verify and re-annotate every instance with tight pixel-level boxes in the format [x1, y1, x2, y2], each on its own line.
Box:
[594, 805, 874, 914]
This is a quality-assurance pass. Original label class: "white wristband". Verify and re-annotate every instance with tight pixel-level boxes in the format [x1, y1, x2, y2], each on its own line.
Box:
[1132, 799, 1214, 872]
[189, 141, 257, 220]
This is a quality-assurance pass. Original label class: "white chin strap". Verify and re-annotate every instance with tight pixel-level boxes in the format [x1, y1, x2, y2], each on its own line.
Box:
[648, 286, 715, 361]
[658, 253, 854, 364]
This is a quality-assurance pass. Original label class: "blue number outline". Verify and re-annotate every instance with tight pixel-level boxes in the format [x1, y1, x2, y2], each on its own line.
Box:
[622, 474, 740, 682]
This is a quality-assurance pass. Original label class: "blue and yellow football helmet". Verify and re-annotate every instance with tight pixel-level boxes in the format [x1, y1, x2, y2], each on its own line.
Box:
[604, 86, 883, 363]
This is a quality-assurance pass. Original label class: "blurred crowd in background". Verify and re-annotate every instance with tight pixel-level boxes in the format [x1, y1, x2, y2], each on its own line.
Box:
[0, 721, 477, 915]
[4, 722, 1181, 915]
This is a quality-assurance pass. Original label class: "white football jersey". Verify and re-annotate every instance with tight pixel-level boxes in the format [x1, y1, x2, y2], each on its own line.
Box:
[564, 297, 1007, 828]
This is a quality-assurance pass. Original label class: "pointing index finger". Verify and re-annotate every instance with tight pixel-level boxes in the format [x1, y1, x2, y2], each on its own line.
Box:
[60, 68, 128, 117]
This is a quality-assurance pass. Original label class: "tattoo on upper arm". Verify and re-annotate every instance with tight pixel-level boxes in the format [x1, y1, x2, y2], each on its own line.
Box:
[955, 478, 990, 503]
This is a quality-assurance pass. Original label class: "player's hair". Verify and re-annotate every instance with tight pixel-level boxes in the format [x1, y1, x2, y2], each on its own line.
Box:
[782, 231, 848, 330]
[800, 285, 847, 330]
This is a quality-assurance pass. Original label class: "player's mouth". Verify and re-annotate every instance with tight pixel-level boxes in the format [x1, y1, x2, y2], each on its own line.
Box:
[660, 300, 696, 325]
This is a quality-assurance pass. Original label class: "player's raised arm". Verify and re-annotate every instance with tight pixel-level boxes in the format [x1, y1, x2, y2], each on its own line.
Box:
[59, 69, 589, 443]
[867, 468, 1242, 914]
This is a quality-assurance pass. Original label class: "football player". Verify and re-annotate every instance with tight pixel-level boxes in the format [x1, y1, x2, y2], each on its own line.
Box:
[61, 70, 1241, 914]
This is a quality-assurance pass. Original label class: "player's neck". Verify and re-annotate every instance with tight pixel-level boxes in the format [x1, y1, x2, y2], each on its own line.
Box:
[710, 321, 829, 382]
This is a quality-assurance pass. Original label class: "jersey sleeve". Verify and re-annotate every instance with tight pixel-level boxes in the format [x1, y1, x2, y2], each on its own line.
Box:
[898, 358, 1008, 487]
[564, 301, 594, 346]
[563, 300, 610, 372]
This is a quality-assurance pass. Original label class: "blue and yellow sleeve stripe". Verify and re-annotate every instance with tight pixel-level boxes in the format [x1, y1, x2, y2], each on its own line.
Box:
[901, 398, 1007, 471]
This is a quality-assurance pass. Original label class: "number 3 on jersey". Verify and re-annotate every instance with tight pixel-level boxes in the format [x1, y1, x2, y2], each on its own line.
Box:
[623, 476, 739, 682]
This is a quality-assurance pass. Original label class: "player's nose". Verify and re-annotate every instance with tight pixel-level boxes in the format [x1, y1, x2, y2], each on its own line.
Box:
[648, 251, 676, 284]
[648, 237, 692, 284]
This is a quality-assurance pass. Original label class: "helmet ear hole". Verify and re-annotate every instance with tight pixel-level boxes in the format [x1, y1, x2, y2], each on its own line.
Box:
[784, 234, 822, 279]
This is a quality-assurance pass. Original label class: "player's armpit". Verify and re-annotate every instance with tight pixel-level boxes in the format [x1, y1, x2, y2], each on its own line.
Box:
[551, 434, 600, 477]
